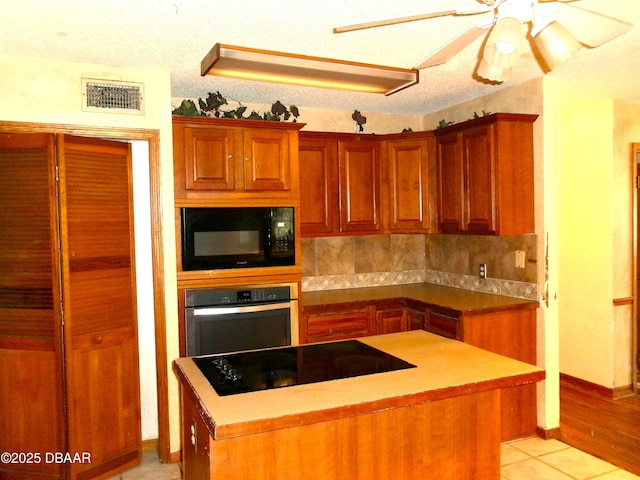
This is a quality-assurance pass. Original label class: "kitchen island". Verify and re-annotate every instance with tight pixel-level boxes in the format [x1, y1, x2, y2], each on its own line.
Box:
[173, 330, 545, 480]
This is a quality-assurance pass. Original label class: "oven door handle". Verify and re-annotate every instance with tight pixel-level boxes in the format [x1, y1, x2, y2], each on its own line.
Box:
[192, 301, 294, 316]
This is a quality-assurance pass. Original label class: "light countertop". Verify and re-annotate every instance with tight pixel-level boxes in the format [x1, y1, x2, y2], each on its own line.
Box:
[173, 330, 545, 440]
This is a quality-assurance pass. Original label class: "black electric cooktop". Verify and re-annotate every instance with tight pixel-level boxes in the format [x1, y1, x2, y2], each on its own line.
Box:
[193, 340, 416, 396]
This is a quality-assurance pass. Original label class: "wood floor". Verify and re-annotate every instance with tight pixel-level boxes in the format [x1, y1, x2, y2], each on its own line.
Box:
[560, 378, 640, 476]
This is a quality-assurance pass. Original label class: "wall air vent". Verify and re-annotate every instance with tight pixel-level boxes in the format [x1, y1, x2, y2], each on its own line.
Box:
[82, 79, 144, 114]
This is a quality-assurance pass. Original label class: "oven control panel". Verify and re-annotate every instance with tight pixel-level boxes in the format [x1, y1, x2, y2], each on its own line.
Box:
[185, 285, 292, 307]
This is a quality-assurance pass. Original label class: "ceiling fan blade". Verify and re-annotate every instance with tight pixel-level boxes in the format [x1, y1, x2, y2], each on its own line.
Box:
[413, 20, 493, 69]
[555, 3, 632, 47]
[333, 10, 458, 34]
[333, 4, 495, 34]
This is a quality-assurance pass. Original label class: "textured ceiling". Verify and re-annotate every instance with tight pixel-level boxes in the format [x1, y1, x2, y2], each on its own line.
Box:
[1, 0, 639, 115]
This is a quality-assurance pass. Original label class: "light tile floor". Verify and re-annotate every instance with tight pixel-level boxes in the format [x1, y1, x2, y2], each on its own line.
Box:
[501, 437, 640, 480]
[109, 437, 640, 479]
[106, 450, 181, 480]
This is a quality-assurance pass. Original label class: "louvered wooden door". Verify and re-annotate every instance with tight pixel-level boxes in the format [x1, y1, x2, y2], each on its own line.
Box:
[0, 133, 67, 479]
[0, 133, 141, 479]
[57, 135, 141, 479]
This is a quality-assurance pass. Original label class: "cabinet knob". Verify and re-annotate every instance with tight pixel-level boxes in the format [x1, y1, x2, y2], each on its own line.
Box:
[93, 335, 103, 345]
[227, 154, 233, 159]
[244, 156, 250, 161]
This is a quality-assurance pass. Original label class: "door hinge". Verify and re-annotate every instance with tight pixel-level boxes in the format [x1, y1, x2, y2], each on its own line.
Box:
[636, 175, 640, 189]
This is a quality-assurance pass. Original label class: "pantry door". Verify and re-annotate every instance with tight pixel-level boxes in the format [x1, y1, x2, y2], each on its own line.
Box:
[57, 135, 141, 479]
[0, 133, 67, 479]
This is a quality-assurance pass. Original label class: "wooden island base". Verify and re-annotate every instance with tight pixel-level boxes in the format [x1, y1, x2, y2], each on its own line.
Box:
[175, 331, 544, 480]
[202, 390, 499, 480]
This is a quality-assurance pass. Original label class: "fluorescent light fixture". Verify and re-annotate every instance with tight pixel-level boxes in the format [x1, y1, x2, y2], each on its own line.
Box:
[201, 43, 419, 96]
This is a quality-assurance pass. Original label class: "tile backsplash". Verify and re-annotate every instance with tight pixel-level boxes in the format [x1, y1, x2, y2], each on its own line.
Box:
[301, 234, 538, 300]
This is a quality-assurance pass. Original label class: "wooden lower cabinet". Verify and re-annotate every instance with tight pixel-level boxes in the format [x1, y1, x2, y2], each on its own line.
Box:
[300, 305, 375, 343]
[376, 306, 408, 334]
[424, 306, 537, 440]
[426, 308, 462, 340]
[461, 309, 538, 441]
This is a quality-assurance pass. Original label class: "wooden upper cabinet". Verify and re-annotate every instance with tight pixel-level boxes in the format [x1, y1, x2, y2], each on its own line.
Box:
[383, 133, 435, 233]
[173, 116, 303, 201]
[436, 132, 465, 232]
[243, 128, 291, 191]
[435, 113, 538, 235]
[463, 125, 495, 233]
[299, 131, 437, 237]
[338, 138, 380, 234]
[184, 125, 235, 191]
[298, 132, 382, 236]
[299, 136, 338, 235]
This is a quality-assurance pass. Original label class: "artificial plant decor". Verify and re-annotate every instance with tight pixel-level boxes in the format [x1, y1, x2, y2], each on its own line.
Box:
[172, 91, 300, 122]
[352, 110, 366, 132]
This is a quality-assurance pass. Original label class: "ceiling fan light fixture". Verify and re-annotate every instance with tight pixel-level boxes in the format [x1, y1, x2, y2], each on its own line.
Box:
[201, 43, 419, 96]
[533, 21, 582, 70]
[477, 58, 512, 82]
[477, 16, 522, 82]
[486, 18, 522, 62]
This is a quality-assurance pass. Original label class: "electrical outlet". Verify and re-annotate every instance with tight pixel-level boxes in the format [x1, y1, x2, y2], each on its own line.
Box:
[479, 263, 487, 279]
[515, 250, 526, 269]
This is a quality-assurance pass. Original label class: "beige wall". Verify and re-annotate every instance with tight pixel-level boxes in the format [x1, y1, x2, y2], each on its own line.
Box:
[555, 92, 616, 387]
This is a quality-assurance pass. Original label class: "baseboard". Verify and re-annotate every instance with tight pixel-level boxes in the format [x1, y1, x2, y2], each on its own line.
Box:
[142, 439, 157, 452]
[141, 439, 181, 464]
[536, 426, 561, 440]
[560, 373, 633, 399]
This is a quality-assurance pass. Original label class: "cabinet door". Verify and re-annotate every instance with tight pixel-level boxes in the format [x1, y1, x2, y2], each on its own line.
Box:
[243, 128, 290, 191]
[184, 126, 235, 191]
[427, 309, 462, 340]
[463, 125, 496, 233]
[299, 137, 337, 235]
[338, 140, 380, 233]
[406, 308, 426, 331]
[303, 306, 374, 343]
[376, 308, 408, 334]
[387, 139, 430, 232]
[436, 133, 464, 233]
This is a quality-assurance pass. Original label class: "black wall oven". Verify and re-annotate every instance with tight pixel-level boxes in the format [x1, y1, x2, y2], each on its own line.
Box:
[181, 206, 295, 271]
[184, 284, 298, 356]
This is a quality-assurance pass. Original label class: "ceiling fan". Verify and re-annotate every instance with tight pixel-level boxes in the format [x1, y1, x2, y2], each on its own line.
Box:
[334, 0, 632, 82]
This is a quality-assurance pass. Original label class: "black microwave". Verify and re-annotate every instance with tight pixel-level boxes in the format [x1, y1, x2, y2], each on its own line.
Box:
[180, 207, 295, 271]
